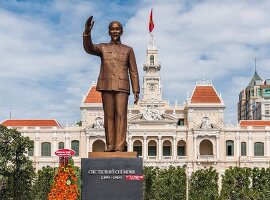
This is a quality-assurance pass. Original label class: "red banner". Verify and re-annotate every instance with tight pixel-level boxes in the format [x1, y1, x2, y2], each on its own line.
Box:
[55, 149, 75, 157]
[125, 175, 144, 181]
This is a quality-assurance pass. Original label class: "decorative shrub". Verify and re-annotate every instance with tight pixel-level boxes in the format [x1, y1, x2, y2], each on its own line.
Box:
[48, 161, 80, 200]
[189, 167, 219, 200]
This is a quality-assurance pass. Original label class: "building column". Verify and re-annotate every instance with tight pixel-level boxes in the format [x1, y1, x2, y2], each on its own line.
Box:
[65, 132, 70, 149]
[186, 167, 189, 200]
[35, 132, 40, 157]
[89, 140, 93, 153]
[128, 135, 132, 152]
[236, 132, 240, 158]
[86, 134, 90, 153]
[143, 135, 147, 159]
[173, 136, 177, 159]
[52, 132, 57, 156]
[266, 131, 270, 157]
[213, 141, 216, 159]
[248, 132, 252, 157]
[216, 135, 220, 160]
[158, 136, 162, 160]
[194, 135, 197, 159]
[186, 167, 193, 200]
[218, 170, 225, 192]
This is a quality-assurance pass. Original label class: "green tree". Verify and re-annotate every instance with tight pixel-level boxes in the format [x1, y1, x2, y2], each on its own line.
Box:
[69, 157, 81, 195]
[189, 167, 219, 200]
[153, 166, 186, 200]
[144, 166, 158, 200]
[48, 157, 80, 199]
[31, 166, 56, 200]
[220, 167, 252, 199]
[0, 125, 35, 200]
[76, 121, 82, 126]
[251, 167, 270, 199]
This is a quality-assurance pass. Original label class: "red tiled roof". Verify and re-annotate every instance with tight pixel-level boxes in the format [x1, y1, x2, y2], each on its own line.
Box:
[1, 120, 60, 127]
[84, 85, 102, 103]
[239, 120, 270, 126]
[191, 86, 221, 103]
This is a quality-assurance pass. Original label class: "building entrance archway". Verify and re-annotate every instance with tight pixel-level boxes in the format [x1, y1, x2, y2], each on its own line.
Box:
[199, 139, 213, 155]
[92, 140, 105, 152]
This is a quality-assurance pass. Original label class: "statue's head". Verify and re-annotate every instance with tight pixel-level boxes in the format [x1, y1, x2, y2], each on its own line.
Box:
[108, 21, 123, 43]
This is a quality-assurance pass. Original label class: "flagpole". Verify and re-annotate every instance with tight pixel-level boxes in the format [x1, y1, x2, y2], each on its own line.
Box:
[9, 104, 12, 119]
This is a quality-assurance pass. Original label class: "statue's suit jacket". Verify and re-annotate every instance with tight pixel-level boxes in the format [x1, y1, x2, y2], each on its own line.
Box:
[83, 35, 140, 94]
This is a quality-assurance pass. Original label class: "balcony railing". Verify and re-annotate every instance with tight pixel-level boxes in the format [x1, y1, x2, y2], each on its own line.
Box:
[198, 155, 215, 160]
[162, 156, 172, 160]
[177, 156, 186, 159]
[148, 156, 157, 160]
[225, 156, 235, 160]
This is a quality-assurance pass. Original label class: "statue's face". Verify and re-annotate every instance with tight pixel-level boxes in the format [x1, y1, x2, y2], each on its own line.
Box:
[109, 22, 123, 43]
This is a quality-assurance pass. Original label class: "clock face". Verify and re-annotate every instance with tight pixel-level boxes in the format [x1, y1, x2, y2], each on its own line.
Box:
[149, 84, 155, 92]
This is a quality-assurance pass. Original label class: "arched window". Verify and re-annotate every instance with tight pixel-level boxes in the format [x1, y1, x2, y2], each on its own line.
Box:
[241, 142, 246, 156]
[254, 142, 264, 156]
[41, 142, 51, 156]
[28, 140, 34, 156]
[162, 140, 171, 156]
[71, 140, 79, 156]
[58, 142, 64, 149]
[226, 140, 234, 156]
[177, 140, 186, 156]
[148, 140, 157, 157]
[133, 140, 142, 156]
[150, 55, 154, 65]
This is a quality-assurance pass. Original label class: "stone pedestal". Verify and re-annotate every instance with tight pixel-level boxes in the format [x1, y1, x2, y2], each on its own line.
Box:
[81, 153, 143, 200]
[88, 151, 137, 158]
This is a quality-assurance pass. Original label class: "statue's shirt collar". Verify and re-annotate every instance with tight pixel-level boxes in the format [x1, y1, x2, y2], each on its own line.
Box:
[110, 40, 121, 45]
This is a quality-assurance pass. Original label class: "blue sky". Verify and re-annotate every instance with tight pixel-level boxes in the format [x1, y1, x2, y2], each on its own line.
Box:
[1, 0, 270, 125]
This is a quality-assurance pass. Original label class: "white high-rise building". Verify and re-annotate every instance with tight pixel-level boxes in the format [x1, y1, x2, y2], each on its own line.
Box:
[238, 70, 270, 121]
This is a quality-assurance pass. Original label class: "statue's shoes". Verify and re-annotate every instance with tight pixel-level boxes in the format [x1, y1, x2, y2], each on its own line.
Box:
[104, 149, 114, 152]
[114, 149, 123, 152]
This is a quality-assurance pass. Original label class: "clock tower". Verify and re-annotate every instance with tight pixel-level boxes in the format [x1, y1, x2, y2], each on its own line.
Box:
[141, 35, 162, 103]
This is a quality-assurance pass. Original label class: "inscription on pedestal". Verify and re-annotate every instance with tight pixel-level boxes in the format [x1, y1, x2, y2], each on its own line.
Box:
[81, 157, 143, 200]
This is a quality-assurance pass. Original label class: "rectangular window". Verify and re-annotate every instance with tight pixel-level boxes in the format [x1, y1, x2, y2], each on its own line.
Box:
[265, 110, 269, 115]
[28, 148, 34, 156]
[58, 142, 64, 149]
[177, 146, 185, 156]
[226, 141, 234, 156]
[263, 88, 270, 97]
[241, 142, 246, 156]
[178, 119, 184, 126]
[254, 142, 264, 156]
[41, 142, 51, 156]
[163, 146, 171, 156]
[133, 146, 142, 156]
[257, 88, 261, 96]
[28, 140, 34, 156]
[228, 146, 232, 155]
[148, 146, 156, 156]
[71, 141, 79, 156]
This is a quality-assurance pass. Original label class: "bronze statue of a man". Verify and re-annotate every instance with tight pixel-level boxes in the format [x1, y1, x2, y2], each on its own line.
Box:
[83, 16, 140, 152]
